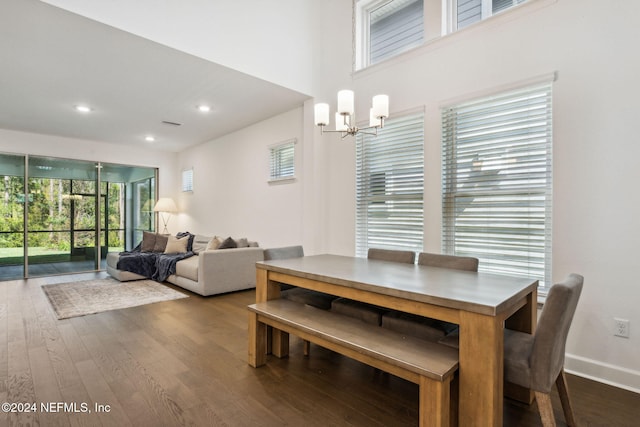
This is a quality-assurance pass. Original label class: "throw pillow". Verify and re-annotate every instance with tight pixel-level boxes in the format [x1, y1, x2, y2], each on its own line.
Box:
[153, 234, 169, 252]
[141, 231, 156, 252]
[164, 235, 189, 254]
[218, 236, 237, 250]
[206, 236, 222, 251]
[176, 231, 195, 252]
[234, 237, 249, 248]
[192, 234, 212, 254]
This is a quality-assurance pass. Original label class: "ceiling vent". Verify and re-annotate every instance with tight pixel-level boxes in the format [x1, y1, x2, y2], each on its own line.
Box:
[161, 120, 182, 126]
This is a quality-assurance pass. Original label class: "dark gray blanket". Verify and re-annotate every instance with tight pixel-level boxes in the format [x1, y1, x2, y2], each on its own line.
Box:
[117, 251, 194, 282]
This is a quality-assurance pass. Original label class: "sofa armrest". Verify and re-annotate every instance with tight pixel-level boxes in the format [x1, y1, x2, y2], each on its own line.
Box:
[198, 247, 264, 295]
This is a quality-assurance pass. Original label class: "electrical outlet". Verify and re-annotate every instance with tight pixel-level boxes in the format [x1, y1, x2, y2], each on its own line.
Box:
[614, 318, 630, 338]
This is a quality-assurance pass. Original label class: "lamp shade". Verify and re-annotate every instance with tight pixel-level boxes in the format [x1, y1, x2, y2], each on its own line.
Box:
[314, 103, 330, 126]
[153, 197, 177, 213]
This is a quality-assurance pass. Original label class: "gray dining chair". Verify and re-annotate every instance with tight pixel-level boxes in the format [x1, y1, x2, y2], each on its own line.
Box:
[330, 248, 415, 325]
[381, 252, 479, 341]
[504, 273, 583, 427]
[367, 248, 416, 264]
[417, 252, 479, 272]
[264, 245, 338, 309]
[264, 245, 337, 356]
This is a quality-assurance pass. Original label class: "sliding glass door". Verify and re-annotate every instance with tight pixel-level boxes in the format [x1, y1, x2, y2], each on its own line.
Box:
[27, 156, 98, 276]
[0, 154, 156, 280]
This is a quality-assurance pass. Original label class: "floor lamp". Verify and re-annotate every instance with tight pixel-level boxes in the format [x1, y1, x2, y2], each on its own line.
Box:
[154, 198, 177, 234]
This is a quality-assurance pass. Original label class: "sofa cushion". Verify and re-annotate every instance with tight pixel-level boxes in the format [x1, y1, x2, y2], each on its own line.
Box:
[234, 237, 249, 248]
[192, 234, 212, 254]
[206, 236, 222, 251]
[164, 235, 189, 254]
[175, 255, 199, 282]
[218, 237, 237, 249]
[141, 231, 156, 252]
[176, 231, 195, 252]
[153, 234, 169, 252]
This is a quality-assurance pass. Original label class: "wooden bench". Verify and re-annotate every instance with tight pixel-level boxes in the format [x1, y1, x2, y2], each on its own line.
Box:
[248, 299, 459, 427]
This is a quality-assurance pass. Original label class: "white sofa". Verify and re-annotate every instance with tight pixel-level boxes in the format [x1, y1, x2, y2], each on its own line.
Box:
[106, 235, 264, 296]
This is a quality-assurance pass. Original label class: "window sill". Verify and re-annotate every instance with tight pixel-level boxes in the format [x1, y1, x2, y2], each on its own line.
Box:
[268, 177, 297, 185]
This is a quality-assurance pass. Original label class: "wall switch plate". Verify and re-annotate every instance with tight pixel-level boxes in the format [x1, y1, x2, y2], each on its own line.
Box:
[614, 318, 630, 338]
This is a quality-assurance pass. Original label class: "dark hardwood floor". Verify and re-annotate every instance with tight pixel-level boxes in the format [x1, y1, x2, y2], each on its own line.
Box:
[1, 272, 638, 426]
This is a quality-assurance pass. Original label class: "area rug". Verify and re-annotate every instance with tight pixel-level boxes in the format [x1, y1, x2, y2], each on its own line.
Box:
[42, 277, 188, 320]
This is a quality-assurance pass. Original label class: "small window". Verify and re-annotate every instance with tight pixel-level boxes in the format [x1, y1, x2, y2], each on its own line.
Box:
[356, 0, 424, 69]
[455, 0, 528, 30]
[269, 139, 296, 182]
[181, 168, 193, 192]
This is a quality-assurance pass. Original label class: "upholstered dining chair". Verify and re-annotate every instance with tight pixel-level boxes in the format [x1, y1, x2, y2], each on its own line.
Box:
[367, 248, 416, 264]
[263, 245, 337, 356]
[381, 252, 479, 341]
[504, 273, 583, 427]
[263, 245, 304, 261]
[263, 245, 338, 309]
[330, 248, 416, 326]
[417, 252, 479, 272]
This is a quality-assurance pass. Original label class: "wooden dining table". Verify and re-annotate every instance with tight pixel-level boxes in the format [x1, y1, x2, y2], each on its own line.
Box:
[251, 254, 538, 426]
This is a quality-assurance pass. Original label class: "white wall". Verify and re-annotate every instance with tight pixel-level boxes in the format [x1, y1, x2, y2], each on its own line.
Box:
[175, 108, 305, 249]
[310, 0, 640, 391]
[41, 0, 317, 95]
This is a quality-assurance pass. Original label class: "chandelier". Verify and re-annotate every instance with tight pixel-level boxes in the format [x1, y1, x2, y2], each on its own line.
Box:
[313, 90, 389, 138]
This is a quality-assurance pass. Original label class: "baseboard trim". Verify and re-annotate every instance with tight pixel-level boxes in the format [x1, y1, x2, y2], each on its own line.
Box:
[565, 353, 640, 394]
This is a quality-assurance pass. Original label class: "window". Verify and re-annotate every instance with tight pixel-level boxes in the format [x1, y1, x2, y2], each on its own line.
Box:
[356, 0, 424, 69]
[455, 0, 528, 30]
[269, 139, 296, 182]
[441, 82, 552, 288]
[181, 168, 193, 192]
[356, 113, 424, 257]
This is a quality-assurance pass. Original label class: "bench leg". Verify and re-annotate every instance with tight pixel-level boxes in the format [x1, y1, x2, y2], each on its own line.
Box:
[248, 311, 266, 367]
[419, 375, 451, 427]
[272, 329, 290, 358]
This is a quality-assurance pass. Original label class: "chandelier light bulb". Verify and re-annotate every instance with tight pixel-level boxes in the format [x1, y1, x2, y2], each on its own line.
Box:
[337, 90, 355, 115]
[314, 103, 330, 126]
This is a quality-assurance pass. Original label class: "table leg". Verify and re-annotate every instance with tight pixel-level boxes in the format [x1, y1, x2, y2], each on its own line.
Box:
[458, 311, 503, 427]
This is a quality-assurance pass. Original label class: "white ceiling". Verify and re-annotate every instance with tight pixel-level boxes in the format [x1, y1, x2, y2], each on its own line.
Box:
[0, 0, 310, 152]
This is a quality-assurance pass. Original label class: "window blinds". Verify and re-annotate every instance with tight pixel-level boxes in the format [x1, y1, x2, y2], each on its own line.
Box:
[356, 113, 424, 257]
[442, 83, 552, 287]
[269, 140, 296, 181]
[369, 0, 423, 65]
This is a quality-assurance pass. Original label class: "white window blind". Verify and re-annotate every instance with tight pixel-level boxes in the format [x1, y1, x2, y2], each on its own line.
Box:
[181, 169, 193, 192]
[442, 82, 552, 288]
[356, 113, 424, 257]
[367, 0, 424, 66]
[269, 139, 296, 182]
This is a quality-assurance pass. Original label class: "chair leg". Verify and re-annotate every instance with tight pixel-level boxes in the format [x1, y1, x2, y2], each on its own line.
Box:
[303, 339, 310, 356]
[556, 370, 578, 427]
[534, 391, 557, 427]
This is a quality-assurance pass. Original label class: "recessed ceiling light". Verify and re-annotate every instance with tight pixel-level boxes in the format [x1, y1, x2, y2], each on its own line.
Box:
[197, 105, 211, 113]
[74, 105, 92, 113]
[145, 135, 155, 142]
